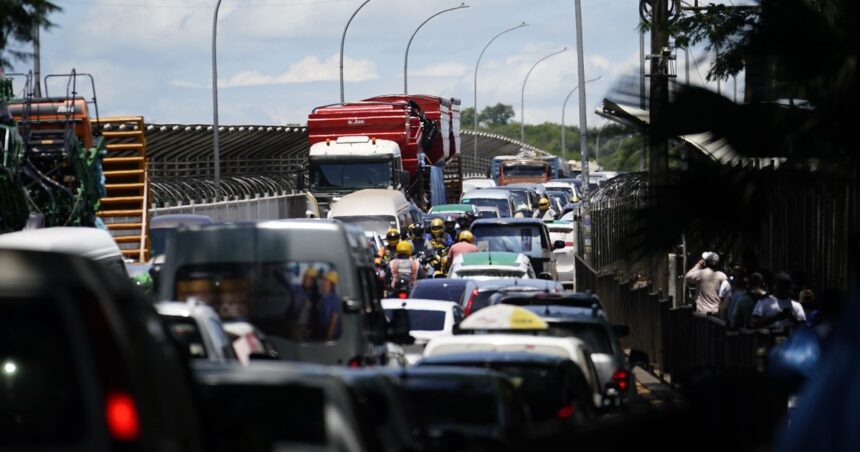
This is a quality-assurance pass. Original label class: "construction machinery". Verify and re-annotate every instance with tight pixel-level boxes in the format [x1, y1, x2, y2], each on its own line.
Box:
[307, 94, 462, 213]
[0, 71, 150, 261]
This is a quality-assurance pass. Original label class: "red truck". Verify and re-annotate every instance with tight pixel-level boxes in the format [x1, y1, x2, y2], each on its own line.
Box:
[307, 95, 461, 211]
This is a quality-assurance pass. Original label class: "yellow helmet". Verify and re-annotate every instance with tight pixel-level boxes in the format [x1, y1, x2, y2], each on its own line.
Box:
[396, 241, 413, 257]
[304, 267, 319, 278]
[323, 271, 339, 285]
[386, 228, 400, 243]
[458, 230, 474, 243]
[538, 197, 550, 210]
[430, 218, 444, 236]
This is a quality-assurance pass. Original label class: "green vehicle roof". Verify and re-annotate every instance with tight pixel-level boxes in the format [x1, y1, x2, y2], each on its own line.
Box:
[462, 251, 520, 267]
[429, 204, 472, 213]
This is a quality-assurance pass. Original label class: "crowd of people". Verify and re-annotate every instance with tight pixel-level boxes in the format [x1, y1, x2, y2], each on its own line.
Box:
[684, 251, 832, 331]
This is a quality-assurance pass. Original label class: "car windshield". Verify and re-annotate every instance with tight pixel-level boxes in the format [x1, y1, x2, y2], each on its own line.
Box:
[335, 215, 396, 235]
[454, 269, 526, 280]
[150, 227, 172, 256]
[461, 197, 511, 217]
[410, 282, 466, 302]
[403, 379, 500, 428]
[310, 159, 392, 190]
[472, 225, 545, 256]
[174, 261, 343, 342]
[547, 186, 573, 197]
[384, 309, 446, 331]
[477, 209, 500, 219]
[506, 190, 529, 208]
[0, 297, 87, 443]
[542, 322, 614, 354]
[502, 165, 546, 177]
[161, 315, 208, 359]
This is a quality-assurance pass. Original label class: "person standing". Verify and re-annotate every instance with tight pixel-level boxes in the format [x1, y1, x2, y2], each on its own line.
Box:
[317, 271, 342, 341]
[751, 272, 806, 329]
[685, 251, 728, 315]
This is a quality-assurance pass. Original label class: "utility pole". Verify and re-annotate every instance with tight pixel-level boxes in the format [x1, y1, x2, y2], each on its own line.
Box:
[33, 22, 41, 96]
[574, 0, 593, 264]
[639, 28, 646, 171]
[649, 0, 670, 291]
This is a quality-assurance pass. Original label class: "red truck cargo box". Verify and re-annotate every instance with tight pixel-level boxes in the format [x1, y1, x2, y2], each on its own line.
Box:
[365, 95, 460, 165]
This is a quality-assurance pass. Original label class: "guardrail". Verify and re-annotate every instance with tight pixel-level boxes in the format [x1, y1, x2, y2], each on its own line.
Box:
[150, 192, 314, 222]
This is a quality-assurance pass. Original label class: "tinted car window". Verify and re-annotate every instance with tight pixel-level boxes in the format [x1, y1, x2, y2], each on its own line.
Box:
[0, 297, 87, 443]
[410, 282, 466, 303]
[544, 322, 614, 354]
[403, 378, 500, 427]
[472, 225, 545, 256]
[384, 309, 446, 331]
[162, 315, 208, 359]
[461, 198, 512, 217]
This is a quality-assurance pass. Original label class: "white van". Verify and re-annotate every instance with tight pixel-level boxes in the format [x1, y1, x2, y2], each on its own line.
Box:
[0, 227, 127, 275]
[329, 189, 419, 235]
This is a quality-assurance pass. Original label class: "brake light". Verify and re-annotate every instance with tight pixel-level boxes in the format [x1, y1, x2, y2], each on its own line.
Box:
[464, 289, 478, 316]
[106, 392, 140, 440]
[565, 241, 574, 247]
[348, 357, 362, 368]
[397, 292, 408, 299]
[612, 369, 630, 392]
[557, 404, 575, 419]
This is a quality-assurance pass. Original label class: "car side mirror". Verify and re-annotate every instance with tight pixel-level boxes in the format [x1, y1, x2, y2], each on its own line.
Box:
[553, 240, 566, 250]
[387, 309, 415, 345]
[537, 272, 553, 280]
[612, 324, 630, 338]
[629, 349, 649, 369]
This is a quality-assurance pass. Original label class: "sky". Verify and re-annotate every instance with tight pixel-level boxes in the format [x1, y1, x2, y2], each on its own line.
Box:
[7, 0, 736, 127]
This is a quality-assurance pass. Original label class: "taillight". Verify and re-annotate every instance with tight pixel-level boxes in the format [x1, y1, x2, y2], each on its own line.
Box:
[397, 292, 408, 299]
[557, 403, 575, 419]
[106, 392, 140, 440]
[612, 369, 630, 392]
[464, 289, 478, 316]
[564, 241, 574, 247]
[347, 357, 362, 368]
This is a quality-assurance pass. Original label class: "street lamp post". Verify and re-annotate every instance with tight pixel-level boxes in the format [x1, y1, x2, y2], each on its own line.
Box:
[473, 22, 528, 169]
[561, 75, 600, 162]
[211, 0, 223, 201]
[404, 3, 469, 95]
[340, 0, 371, 103]
[520, 48, 567, 144]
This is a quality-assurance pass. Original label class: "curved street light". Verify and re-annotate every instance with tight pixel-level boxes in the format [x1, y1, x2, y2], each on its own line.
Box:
[211, 0, 223, 200]
[560, 75, 601, 162]
[340, 0, 371, 103]
[404, 3, 469, 95]
[472, 22, 528, 167]
[520, 47, 567, 144]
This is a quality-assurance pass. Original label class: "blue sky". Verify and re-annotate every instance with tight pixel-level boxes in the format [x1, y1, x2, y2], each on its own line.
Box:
[8, 0, 735, 126]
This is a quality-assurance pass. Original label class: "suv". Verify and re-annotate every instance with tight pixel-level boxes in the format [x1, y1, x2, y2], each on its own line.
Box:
[0, 250, 202, 450]
[470, 218, 564, 279]
[155, 301, 239, 364]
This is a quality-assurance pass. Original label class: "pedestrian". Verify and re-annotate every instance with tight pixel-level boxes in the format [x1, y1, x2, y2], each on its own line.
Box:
[723, 266, 747, 325]
[751, 272, 806, 329]
[685, 251, 728, 314]
[731, 272, 765, 329]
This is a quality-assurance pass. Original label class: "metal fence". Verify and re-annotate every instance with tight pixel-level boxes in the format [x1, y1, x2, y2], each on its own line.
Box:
[150, 192, 314, 222]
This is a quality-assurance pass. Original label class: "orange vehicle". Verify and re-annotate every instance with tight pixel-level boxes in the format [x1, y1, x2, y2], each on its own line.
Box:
[497, 159, 552, 186]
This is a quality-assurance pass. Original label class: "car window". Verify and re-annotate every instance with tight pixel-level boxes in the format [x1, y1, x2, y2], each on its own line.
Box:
[492, 364, 566, 422]
[163, 315, 209, 359]
[384, 309, 446, 331]
[472, 225, 545, 255]
[175, 261, 344, 342]
[543, 322, 614, 354]
[403, 378, 500, 428]
[0, 297, 88, 443]
[410, 282, 466, 303]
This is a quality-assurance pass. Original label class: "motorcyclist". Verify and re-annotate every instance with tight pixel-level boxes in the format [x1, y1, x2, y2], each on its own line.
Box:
[533, 197, 559, 221]
[444, 216, 458, 240]
[426, 217, 453, 249]
[410, 223, 432, 253]
[448, 230, 479, 263]
[379, 228, 401, 264]
[457, 211, 475, 232]
[389, 241, 426, 291]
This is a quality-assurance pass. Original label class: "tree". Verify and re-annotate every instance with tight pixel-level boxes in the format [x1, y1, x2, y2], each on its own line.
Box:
[0, 1, 61, 70]
[479, 103, 515, 126]
[460, 107, 476, 130]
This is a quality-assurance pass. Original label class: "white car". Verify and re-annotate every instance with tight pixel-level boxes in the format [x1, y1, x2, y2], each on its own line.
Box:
[0, 226, 127, 275]
[155, 301, 239, 363]
[382, 298, 463, 364]
[447, 251, 536, 281]
[546, 221, 576, 289]
[462, 177, 496, 193]
[543, 181, 579, 202]
[475, 206, 501, 219]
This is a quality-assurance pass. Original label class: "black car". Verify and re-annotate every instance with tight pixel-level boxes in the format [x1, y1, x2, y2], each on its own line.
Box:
[0, 250, 203, 451]
[388, 366, 528, 451]
[416, 352, 598, 436]
[409, 278, 479, 308]
[470, 279, 564, 315]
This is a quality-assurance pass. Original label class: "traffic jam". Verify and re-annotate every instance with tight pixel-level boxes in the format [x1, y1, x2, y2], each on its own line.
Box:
[0, 88, 647, 451]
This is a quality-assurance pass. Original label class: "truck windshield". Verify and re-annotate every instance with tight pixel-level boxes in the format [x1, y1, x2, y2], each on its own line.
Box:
[502, 165, 546, 177]
[311, 160, 392, 190]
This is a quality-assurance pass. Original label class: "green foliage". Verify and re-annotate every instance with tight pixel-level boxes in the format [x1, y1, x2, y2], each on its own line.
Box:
[479, 103, 515, 126]
[460, 107, 476, 129]
[0, 0, 61, 69]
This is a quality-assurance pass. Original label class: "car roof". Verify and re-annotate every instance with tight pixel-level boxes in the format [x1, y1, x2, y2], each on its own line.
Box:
[499, 292, 603, 309]
[520, 305, 608, 323]
[0, 227, 122, 261]
[472, 217, 545, 226]
[460, 251, 523, 267]
[381, 298, 458, 311]
[417, 351, 570, 366]
[461, 189, 513, 199]
[473, 279, 562, 291]
[428, 333, 586, 349]
[155, 300, 217, 318]
[390, 365, 508, 381]
[429, 204, 474, 213]
[329, 189, 409, 217]
[414, 278, 470, 288]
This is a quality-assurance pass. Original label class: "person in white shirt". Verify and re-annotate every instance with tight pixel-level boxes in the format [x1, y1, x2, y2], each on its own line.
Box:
[685, 251, 728, 314]
[751, 272, 806, 329]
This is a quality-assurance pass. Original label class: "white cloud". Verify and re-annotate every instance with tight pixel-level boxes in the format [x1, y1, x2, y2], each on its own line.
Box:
[412, 63, 469, 78]
[589, 55, 611, 72]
